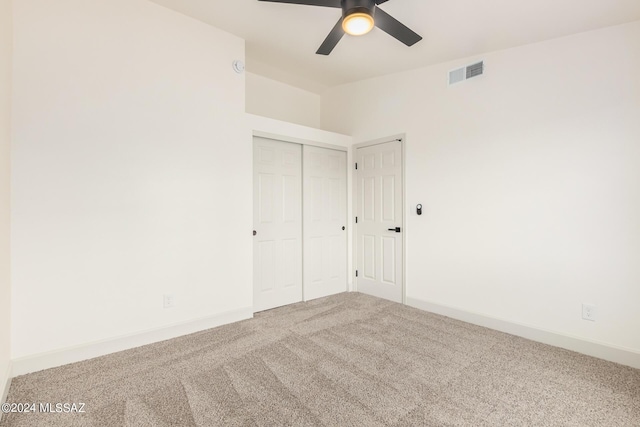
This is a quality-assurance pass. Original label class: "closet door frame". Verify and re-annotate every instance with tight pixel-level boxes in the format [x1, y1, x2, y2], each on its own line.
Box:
[252, 131, 349, 311]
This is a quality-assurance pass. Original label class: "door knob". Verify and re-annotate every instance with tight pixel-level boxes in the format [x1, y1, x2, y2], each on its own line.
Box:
[388, 227, 401, 233]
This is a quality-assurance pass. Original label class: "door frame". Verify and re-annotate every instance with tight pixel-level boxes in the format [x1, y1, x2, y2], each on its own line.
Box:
[252, 130, 349, 306]
[253, 131, 349, 152]
[352, 134, 407, 304]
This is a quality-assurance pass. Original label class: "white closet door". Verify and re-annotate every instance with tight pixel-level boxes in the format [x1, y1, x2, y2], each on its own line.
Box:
[303, 145, 348, 301]
[253, 137, 302, 312]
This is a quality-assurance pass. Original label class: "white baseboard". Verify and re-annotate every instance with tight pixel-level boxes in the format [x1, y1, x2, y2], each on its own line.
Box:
[11, 307, 253, 377]
[406, 297, 640, 370]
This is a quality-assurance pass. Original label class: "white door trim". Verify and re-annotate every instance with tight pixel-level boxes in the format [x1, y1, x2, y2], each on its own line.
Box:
[352, 134, 406, 304]
[253, 131, 348, 153]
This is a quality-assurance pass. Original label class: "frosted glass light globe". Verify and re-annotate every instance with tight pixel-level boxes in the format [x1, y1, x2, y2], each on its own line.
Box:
[342, 13, 374, 36]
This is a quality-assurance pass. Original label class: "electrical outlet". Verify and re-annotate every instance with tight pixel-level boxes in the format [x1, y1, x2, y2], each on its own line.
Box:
[582, 303, 597, 322]
[163, 294, 176, 309]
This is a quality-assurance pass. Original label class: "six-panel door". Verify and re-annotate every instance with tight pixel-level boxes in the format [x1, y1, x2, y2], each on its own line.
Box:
[253, 137, 303, 312]
[303, 145, 348, 301]
[356, 140, 404, 303]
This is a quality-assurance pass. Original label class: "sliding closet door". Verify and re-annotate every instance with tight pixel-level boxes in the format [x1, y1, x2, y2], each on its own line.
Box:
[303, 146, 348, 301]
[253, 137, 302, 312]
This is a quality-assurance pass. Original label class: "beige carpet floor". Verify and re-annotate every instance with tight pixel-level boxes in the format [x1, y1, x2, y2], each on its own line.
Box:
[1, 292, 639, 426]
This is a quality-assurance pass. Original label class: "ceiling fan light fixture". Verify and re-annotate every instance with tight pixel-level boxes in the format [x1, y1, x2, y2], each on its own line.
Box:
[259, 0, 422, 56]
[342, 12, 374, 36]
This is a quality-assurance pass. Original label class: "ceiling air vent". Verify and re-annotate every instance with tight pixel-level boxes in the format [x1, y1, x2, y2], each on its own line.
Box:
[449, 61, 484, 85]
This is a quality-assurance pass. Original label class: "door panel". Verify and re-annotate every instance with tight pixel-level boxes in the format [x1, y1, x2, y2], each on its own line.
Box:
[356, 140, 403, 303]
[253, 137, 302, 312]
[309, 237, 323, 282]
[282, 175, 299, 222]
[363, 235, 376, 279]
[382, 176, 396, 221]
[282, 238, 298, 288]
[329, 236, 341, 278]
[303, 146, 347, 301]
[363, 177, 375, 221]
[257, 241, 275, 291]
[258, 174, 274, 223]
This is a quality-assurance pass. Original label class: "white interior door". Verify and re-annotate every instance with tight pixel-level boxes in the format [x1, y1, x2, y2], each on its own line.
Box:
[253, 137, 302, 312]
[356, 140, 403, 303]
[303, 145, 348, 301]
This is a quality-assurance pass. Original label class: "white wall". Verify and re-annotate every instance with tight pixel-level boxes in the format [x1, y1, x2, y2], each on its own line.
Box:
[0, 0, 12, 402]
[11, 0, 250, 360]
[322, 21, 640, 354]
[246, 72, 321, 129]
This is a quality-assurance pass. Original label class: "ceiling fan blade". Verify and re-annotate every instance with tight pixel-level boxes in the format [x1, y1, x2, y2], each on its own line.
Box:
[316, 18, 345, 55]
[375, 0, 390, 4]
[374, 7, 422, 46]
[257, 0, 341, 7]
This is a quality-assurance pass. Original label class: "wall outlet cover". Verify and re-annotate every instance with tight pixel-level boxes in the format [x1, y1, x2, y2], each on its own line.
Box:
[582, 303, 597, 322]
[163, 294, 176, 309]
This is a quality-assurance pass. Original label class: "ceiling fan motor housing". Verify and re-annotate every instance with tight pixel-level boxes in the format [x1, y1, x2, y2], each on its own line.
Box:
[341, 0, 376, 20]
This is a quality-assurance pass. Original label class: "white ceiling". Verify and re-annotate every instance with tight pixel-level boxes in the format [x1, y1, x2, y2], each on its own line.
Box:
[149, 0, 640, 93]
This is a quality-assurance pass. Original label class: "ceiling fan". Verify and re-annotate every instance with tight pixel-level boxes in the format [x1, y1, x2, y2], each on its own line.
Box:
[258, 0, 423, 55]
